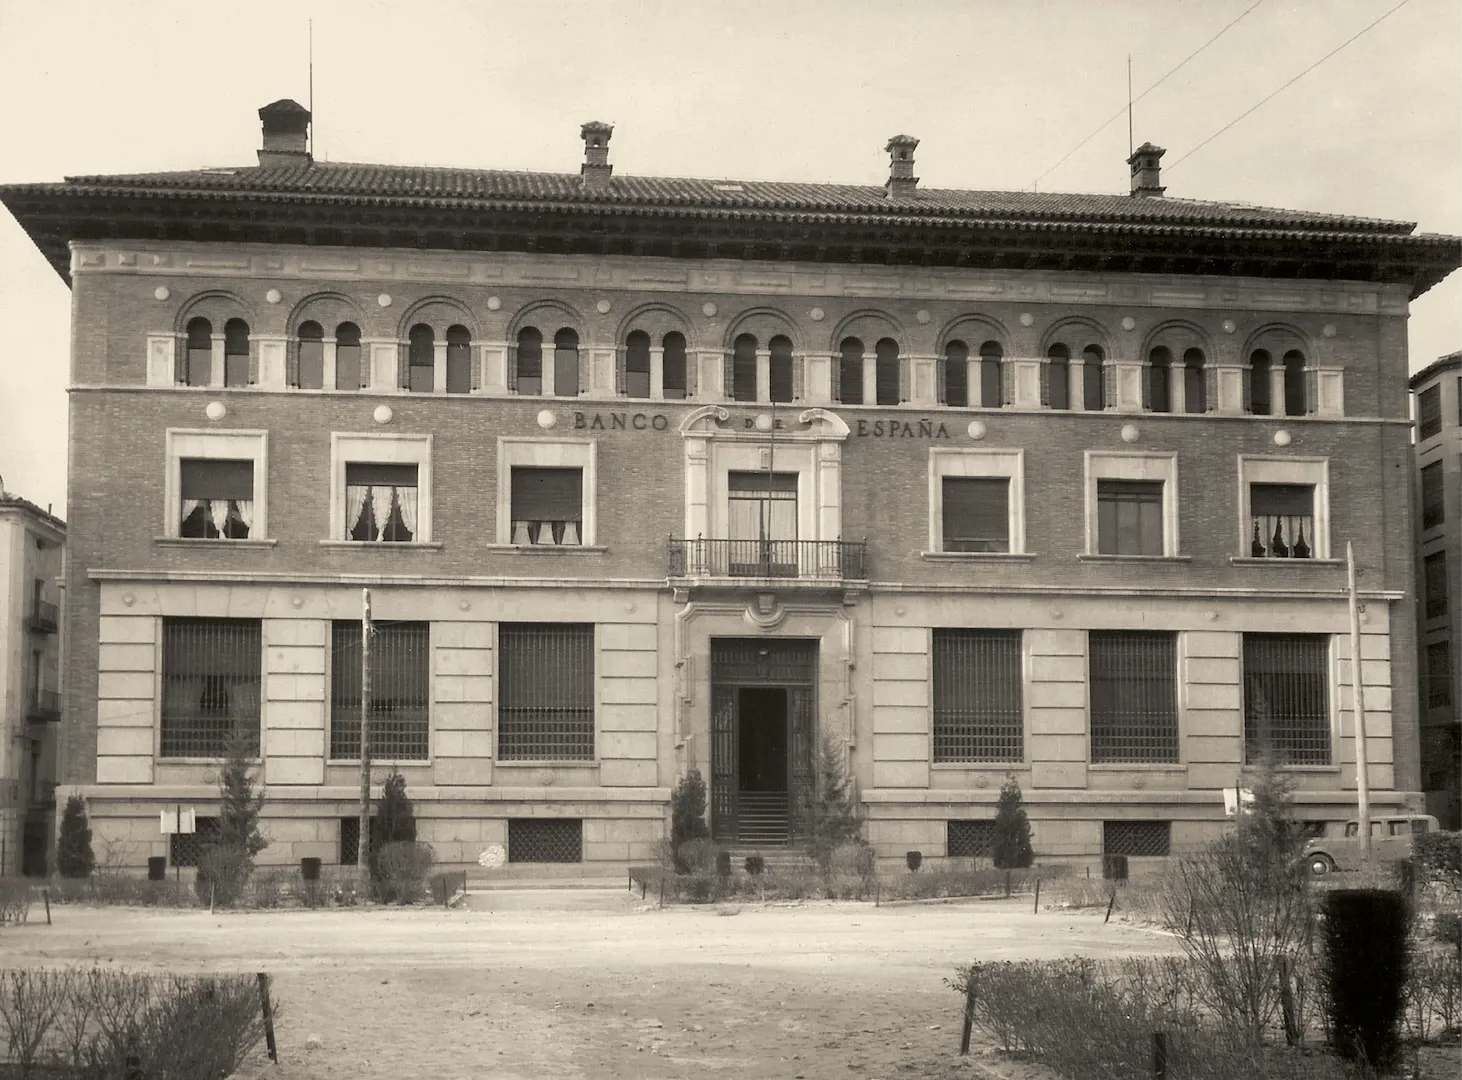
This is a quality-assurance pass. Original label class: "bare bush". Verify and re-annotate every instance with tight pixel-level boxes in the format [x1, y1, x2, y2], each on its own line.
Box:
[372, 840, 435, 904]
[0, 878, 32, 925]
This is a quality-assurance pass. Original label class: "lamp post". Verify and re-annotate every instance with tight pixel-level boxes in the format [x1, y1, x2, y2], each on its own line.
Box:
[1346, 542, 1372, 860]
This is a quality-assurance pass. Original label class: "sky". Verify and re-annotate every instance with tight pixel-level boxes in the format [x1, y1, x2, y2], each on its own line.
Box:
[0, 0, 1458, 518]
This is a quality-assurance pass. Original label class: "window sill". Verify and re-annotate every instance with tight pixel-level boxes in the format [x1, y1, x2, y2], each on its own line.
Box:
[921, 551, 1036, 563]
[158, 756, 263, 765]
[1088, 763, 1186, 771]
[493, 761, 600, 769]
[326, 759, 432, 767]
[930, 762, 1028, 770]
[154, 537, 278, 549]
[480, 544, 607, 554]
[1261, 764, 1341, 773]
[1229, 557, 1342, 567]
[317, 540, 444, 550]
[1078, 554, 1191, 564]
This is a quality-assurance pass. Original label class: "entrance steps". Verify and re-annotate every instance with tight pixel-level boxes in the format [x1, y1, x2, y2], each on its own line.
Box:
[718, 844, 813, 873]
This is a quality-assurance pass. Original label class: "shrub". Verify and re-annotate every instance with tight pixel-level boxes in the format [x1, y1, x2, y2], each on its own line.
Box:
[368, 770, 419, 894]
[196, 845, 254, 907]
[1433, 911, 1462, 950]
[373, 840, 435, 904]
[56, 795, 95, 880]
[0, 878, 31, 925]
[795, 733, 864, 875]
[1323, 888, 1409, 1071]
[991, 775, 1034, 870]
[670, 768, 711, 873]
[744, 855, 765, 876]
[1414, 830, 1462, 888]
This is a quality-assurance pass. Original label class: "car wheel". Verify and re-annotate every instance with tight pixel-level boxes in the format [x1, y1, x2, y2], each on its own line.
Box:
[1308, 855, 1334, 878]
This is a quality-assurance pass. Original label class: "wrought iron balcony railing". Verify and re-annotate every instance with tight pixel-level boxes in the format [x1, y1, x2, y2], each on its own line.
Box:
[26, 599, 58, 634]
[27, 689, 61, 723]
[669, 538, 868, 581]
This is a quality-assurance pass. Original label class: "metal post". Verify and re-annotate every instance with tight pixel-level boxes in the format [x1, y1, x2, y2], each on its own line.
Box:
[1347, 542, 1372, 860]
[1151, 1031, 1168, 1080]
[358, 588, 373, 875]
[257, 972, 278, 1062]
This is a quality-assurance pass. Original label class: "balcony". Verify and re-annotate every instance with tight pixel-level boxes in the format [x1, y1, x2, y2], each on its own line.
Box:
[26, 599, 58, 634]
[668, 538, 868, 583]
[26, 689, 61, 723]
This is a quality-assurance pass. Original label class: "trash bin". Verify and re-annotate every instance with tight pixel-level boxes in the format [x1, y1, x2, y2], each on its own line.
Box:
[147, 856, 166, 881]
[300, 857, 322, 882]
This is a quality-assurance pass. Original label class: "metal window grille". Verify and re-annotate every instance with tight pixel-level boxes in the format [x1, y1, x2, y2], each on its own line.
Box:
[1242, 634, 1330, 766]
[947, 819, 996, 859]
[1428, 641, 1452, 708]
[1102, 820, 1170, 858]
[508, 819, 583, 863]
[941, 478, 1009, 553]
[1424, 553, 1449, 620]
[339, 816, 378, 866]
[1097, 480, 1164, 556]
[1421, 462, 1445, 529]
[1088, 631, 1178, 764]
[160, 619, 262, 758]
[329, 621, 430, 761]
[498, 624, 595, 761]
[1249, 484, 1314, 559]
[932, 630, 1023, 762]
[169, 817, 221, 868]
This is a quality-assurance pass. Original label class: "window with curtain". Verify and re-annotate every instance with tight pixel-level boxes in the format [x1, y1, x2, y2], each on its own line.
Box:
[1248, 350, 1272, 415]
[1147, 347, 1172, 412]
[1249, 483, 1314, 558]
[769, 335, 794, 403]
[1046, 344, 1070, 410]
[223, 319, 250, 387]
[515, 327, 543, 394]
[979, 341, 1003, 408]
[160, 617, 261, 757]
[554, 328, 579, 397]
[1082, 345, 1105, 410]
[180, 458, 255, 539]
[942, 341, 969, 407]
[344, 462, 418, 542]
[727, 471, 797, 576]
[932, 629, 1023, 762]
[1088, 630, 1178, 763]
[445, 325, 472, 394]
[731, 334, 757, 402]
[837, 338, 864, 404]
[1183, 348, 1207, 413]
[407, 324, 434, 392]
[498, 623, 595, 761]
[624, 330, 651, 398]
[941, 477, 1009, 553]
[1243, 633, 1330, 765]
[335, 322, 363, 390]
[185, 317, 212, 386]
[662, 332, 687, 399]
[1283, 350, 1307, 416]
[510, 467, 582, 546]
[329, 620, 429, 760]
[1097, 479, 1163, 555]
[295, 321, 324, 389]
[874, 338, 900, 405]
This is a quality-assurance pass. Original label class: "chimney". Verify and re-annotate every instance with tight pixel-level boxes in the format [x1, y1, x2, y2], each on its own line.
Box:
[257, 99, 312, 168]
[884, 135, 920, 201]
[580, 121, 614, 189]
[1128, 142, 1166, 197]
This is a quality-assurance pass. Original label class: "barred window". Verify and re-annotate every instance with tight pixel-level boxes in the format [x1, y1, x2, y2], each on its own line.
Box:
[1421, 462, 1445, 530]
[933, 629, 1023, 762]
[499, 623, 594, 761]
[1097, 480, 1163, 556]
[1424, 552, 1449, 619]
[170, 817, 220, 868]
[947, 819, 996, 859]
[511, 467, 582, 547]
[1103, 820, 1170, 857]
[1429, 641, 1452, 708]
[179, 458, 254, 539]
[1249, 483, 1314, 559]
[345, 463, 417, 542]
[508, 819, 583, 862]
[339, 815, 378, 866]
[1418, 385, 1441, 440]
[1089, 631, 1178, 764]
[942, 478, 1009, 553]
[330, 621, 430, 760]
[160, 618, 262, 758]
[1243, 634, 1330, 765]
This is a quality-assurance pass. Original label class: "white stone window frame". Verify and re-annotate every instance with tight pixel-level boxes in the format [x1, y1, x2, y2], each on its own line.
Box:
[924, 448, 1030, 558]
[495, 437, 600, 548]
[1235, 456, 1333, 562]
[1083, 451, 1183, 559]
[328, 433, 435, 544]
[162, 428, 270, 540]
[708, 441, 827, 543]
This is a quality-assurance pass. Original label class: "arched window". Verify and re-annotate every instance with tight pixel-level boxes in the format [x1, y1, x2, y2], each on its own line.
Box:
[553, 328, 580, 397]
[515, 328, 543, 395]
[335, 322, 363, 390]
[942, 341, 969, 407]
[1147, 347, 1172, 413]
[445, 325, 472, 394]
[1082, 345, 1106, 411]
[662, 332, 687, 399]
[1248, 350, 1272, 415]
[223, 319, 250, 387]
[979, 341, 1003, 408]
[838, 338, 864, 405]
[1183, 348, 1207, 413]
[875, 339, 901, 405]
[624, 330, 651, 398]
[731, 334, 757, 402]
[185, 317, 212, 387]
[770, 335, 794, 403]
[1046, 343, 1071, 410]
[407, 324, 434, 393]
[1283, 350, 1307, 416]
[296, 321, 324, 390]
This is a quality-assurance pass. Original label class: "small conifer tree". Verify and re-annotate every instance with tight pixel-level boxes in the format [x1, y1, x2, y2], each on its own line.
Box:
[670, 768, 710, 873]
[375, 770, 418, 846]
[56, 794, 95, 879]
[991, 775, 1034, 869]
[197, 724, 268, 904]
[796, 733, 864, 874]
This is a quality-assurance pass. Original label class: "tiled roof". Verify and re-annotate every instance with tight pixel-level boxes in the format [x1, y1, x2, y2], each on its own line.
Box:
[1410, 350, 1462, 389]
[0, 493, 66, 531]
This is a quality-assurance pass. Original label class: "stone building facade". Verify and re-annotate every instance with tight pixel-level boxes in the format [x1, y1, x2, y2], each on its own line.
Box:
[3, 102, 1459, 875]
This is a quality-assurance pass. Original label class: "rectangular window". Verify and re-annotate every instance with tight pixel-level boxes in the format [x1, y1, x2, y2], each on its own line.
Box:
[1418, 385, 1442, 440]
[1429, 640, 1452, 708]
[1097, 480, 1164, 556]
[179, 458, 255, 539]
[1425, 552, 1449, 620]
[344, 463, 418, 542]
[1249, 483, 1315, 559]
[169, 817, 221, 868]
[932, 629, 1023, 762]
[941, 478, 1009, 553]
[329, 621, 430, 760]
[727, 471, 798, 576]
[1422, 462, 1445, 530]
[1242, 634, 1331, 765]
[339, 815, 378, 866]
[947, 820, 996, 859]
[498, 623, 595, 761]
[510, 467, 583, 546]
[1088, 631, 1178, 764]
[1102, 820, 1171, 857]
[508, 819, 583, 863]
[160, 618, 262, 758]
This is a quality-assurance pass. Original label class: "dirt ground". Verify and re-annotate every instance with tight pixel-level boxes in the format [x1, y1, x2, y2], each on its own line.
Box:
[2, 892, 1180, 1080]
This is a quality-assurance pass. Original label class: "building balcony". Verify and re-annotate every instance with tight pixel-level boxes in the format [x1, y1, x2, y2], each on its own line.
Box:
[26, 599, 58, 634]
[668, 538, 869, 584]
[26, 689, 61, 723]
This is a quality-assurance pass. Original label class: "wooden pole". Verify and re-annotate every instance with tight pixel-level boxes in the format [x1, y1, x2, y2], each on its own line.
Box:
[358, 588, 373, 875]
[958, 974, 977, 1055]
[1278, 955, 1299, 1046]
[43, 887, 51, 925]
[1346, 542, 1372, 860]
[1104, 888, 1117, 924]
[1151, 1031, 1168, 1079]
[1032, 877, 1040, 914]
[1004, 869, 1011, 898]
[257, 972, 278, 1062]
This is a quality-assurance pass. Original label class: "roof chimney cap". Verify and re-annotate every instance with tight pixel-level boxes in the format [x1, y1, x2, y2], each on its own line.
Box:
[580, 121, 614, 188]
[257, 99, 311, 168]
[1128, 141, 1166, 198]
[884, 134, 920, 201]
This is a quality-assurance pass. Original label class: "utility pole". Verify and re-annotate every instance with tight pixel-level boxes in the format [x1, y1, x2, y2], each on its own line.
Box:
[357, 588, 372, 875]
[1346, 542, 1372, 860]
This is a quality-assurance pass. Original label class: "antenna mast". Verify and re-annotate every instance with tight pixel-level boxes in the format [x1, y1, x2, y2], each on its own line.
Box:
[308, 19, 315, 156]
[1127, 54, 1134, 158]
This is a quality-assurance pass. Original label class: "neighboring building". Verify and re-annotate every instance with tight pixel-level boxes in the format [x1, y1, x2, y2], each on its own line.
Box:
[2, 101, 1459, 877]
[0, 493, 65, 876]
[1412, 351, 1462, 828]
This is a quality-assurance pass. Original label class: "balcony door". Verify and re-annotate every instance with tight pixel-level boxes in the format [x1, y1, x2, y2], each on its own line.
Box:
[727, 471, 797, 577]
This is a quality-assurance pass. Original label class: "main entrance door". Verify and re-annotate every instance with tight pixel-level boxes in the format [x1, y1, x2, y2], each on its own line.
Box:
[709, 639, 816, 844]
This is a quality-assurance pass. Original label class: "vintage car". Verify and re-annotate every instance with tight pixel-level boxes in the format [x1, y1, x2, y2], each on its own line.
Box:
[1302, 814, 1441, 876]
